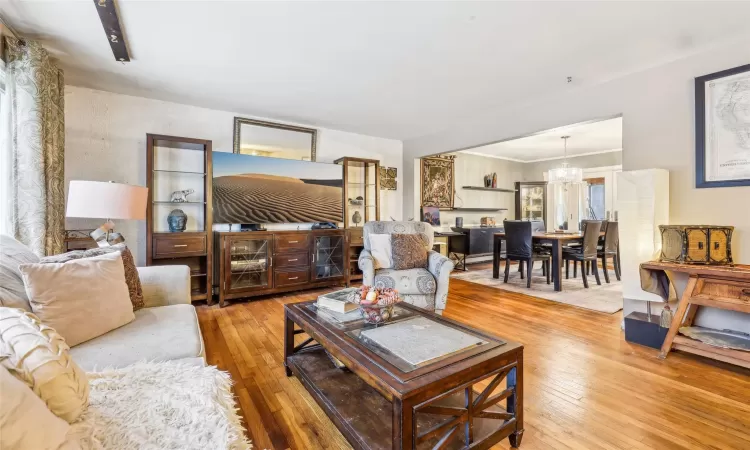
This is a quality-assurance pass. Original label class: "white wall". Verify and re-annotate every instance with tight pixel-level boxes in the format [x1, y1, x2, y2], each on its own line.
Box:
[65, 86, 403, 265]
[403, 35, 750, 328]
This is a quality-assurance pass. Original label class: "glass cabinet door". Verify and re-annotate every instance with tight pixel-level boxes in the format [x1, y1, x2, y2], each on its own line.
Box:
[226, 237, 272, 292]
[521, 186, 545, 221]
[313, 235, 344, 280]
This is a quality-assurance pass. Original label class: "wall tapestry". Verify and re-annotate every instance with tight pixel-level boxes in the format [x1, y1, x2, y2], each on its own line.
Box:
[420, 157, 454, 209]
[379, 166, 397, 190]
[695, 63, 750, 188]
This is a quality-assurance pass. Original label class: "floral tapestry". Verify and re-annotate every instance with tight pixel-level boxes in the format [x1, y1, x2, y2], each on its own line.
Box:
[4, 36, 65, 256]
[420, 157, 454, 209]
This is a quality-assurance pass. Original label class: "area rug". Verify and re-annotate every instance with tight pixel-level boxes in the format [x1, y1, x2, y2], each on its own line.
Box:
[452, 267, 623, 314]
[65, 361, 251, 450]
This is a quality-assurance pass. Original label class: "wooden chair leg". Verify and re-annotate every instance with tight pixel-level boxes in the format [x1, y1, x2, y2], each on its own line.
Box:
[614, 253, 621, 281]
[573, 260, 577, 278]
[527, 259, 533, 288]
[592, 259, 601, 285]
[581, 261, 589, 288]
[504, 258, 511, 283]
[542, 262, 546, 276]
[519, 260, 524, 279]
[565, 259, 570, 279]
[601, 254, 610, 283]
[546, 260, 551, 284]
[586, 260, 591, 275]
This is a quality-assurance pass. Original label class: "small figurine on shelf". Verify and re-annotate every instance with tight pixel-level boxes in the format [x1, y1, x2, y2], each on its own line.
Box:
[167, 209, 187, 232]
[170, 188, 195, 203]
[352, 210, 362, 226]
[491, 173, 497, 188]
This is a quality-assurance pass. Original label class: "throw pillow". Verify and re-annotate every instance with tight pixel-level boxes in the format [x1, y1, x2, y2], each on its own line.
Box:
[41, 243, 144, 311]
[0, 307, 89, 423]
[0, 367, 71, 449]
[368, 233, 393, 269]
[20, 252, 135, 347]
[391, 234, 429, 270]
[0, 234, 40, 311]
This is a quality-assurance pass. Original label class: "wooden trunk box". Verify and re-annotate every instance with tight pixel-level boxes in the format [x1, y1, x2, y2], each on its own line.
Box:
[658, 225, 733, 265]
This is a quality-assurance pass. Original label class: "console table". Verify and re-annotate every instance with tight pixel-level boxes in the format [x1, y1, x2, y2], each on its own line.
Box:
[640, 261, 750, 369]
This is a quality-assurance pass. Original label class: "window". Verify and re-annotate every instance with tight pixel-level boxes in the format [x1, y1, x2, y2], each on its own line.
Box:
[0, 58, 11, 235]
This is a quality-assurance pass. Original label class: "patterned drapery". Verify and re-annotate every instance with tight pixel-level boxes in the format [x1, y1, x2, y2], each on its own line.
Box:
[4, 36, 65, 256]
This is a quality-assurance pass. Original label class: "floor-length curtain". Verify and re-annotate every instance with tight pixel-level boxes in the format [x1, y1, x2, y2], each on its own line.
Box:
[4, 36, 65, 256]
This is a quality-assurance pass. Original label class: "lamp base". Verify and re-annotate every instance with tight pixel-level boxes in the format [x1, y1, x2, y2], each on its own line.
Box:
[89, 220, 125, 247]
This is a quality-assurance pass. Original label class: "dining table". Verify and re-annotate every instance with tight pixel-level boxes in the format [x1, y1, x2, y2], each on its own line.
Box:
[492, 231, 604, 292]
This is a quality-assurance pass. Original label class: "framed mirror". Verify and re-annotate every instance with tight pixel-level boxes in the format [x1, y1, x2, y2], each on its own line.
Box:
[233, 117, 317, 161]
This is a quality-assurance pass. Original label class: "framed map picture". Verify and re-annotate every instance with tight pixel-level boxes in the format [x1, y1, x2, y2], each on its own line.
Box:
[695, 63, 750, 188]
[420, 156, 454, 209]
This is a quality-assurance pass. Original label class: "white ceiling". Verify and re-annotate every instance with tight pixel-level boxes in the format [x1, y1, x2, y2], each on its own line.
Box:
[461, 116, 622, 162]
[2, 1, 750, 140]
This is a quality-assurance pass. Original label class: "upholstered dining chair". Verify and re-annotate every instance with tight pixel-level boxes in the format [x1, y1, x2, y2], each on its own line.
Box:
[503, 220, 551, 288]
[597, 221, 620, 283]
[563, 220, 603, 288]
[358, 221, 454, 315]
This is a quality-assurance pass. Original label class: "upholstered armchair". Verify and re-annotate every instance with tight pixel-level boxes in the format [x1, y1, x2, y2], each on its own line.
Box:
[358, 221, 454, 314]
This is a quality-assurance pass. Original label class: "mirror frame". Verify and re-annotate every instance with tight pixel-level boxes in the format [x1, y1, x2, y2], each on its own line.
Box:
[233, 117, 318, 161]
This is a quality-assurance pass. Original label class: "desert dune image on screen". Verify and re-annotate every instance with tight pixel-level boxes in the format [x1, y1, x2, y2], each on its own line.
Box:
[212, 152, 343, 224]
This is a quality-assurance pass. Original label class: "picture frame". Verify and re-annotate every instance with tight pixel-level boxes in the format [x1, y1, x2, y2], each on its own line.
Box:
[420, 156, 455, 209]
[695, 63, 750, 188]
[233, 117, 317, 161]
[420, 206, 441, 226]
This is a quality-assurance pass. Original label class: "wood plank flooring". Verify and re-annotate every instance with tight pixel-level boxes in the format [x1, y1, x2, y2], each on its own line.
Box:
[196, 266, 750, 450]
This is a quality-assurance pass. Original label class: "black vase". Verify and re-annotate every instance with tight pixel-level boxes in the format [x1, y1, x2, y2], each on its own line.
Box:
[456, 217, 463, 227]
[167, 209, 187, 232]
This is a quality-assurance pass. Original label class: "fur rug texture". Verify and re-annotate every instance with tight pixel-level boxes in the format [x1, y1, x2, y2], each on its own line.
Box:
[66, 361, 251, 450]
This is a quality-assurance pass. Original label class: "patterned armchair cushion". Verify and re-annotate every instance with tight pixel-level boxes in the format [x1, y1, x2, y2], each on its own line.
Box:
[363, 221, 433, 251]
[374, 268, 437, 295]
[391, 234, 428, 270]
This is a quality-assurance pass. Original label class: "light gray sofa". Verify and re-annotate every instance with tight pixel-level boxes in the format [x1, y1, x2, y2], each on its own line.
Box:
[358, 221, 454, 314]
[0, 235, 204, 371]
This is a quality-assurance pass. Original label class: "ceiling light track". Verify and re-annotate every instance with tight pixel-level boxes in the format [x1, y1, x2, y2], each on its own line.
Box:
[93, 0, 130, 62]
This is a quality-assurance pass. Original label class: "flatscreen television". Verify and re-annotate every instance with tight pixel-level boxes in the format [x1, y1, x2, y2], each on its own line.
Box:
[212, 152, 343, 224]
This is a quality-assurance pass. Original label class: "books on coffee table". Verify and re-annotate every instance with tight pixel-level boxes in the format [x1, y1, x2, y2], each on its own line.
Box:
[317, 288, 359, 313]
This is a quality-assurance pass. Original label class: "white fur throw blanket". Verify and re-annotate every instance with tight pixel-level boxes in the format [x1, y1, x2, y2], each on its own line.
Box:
[65, 361, 251, 450]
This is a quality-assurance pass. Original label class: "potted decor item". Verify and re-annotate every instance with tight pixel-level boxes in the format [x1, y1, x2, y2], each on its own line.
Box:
[348, 285, 401, 325]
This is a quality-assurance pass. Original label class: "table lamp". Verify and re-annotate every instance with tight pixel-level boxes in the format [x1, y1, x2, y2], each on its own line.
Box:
[66, 180, 148, 246]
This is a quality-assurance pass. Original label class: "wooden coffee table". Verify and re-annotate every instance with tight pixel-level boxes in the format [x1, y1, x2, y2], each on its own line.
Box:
[284, 301, 524, 449]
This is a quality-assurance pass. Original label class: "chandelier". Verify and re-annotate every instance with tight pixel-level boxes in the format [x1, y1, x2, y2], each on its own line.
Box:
[547, 136, 582, 185]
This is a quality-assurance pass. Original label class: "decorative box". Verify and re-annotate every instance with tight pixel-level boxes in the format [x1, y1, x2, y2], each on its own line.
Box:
[480, 217, 496, 227]
[658, 225, 734, 265]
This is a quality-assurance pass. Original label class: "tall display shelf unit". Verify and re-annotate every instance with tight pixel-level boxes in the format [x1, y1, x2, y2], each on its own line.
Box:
[515, 181, 548, 224]
[334, 157, 380, 283]
[146, 134, 213, 304]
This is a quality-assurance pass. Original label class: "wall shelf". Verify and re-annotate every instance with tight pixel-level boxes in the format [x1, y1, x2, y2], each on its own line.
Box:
[462, 186, 516, 193]
[449, 207, 508, 212]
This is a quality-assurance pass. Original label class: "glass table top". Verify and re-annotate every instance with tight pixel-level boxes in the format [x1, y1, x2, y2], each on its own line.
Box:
[305, 303, 504, 373]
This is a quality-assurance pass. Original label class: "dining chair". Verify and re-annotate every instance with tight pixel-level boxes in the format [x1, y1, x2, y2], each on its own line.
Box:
[580, 220, 607, 274]
[597, 220, 620, 283]
[563, 220, 602, 288]
[503, 220, 551, 288]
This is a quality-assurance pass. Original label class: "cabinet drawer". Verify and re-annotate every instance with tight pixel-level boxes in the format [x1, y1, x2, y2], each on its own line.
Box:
[153, 234, 206, 258]
[275, 269, 309, 287]
[274, 234, 309, 254]
[693, 277, 750, 311]
[275, 252, 309, 269]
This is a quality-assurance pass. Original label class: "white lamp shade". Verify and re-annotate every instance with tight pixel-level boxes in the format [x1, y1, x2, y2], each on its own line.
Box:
[66, 181, 148, 220]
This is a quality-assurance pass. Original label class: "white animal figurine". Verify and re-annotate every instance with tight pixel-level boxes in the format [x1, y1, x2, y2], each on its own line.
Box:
[170, 189, 195, 203]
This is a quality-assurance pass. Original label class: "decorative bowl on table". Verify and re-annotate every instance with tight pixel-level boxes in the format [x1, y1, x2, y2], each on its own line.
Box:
[348, 286, 401, 325]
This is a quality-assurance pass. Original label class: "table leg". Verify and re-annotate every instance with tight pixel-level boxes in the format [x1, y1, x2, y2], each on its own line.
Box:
[493, 235, 501, 279]
[508, 352, 524, 448]
[392, 398, 413, 449]
[552, 240, 563, 292]
[658, 276, 698, 359]
[284, 311, 294, 377]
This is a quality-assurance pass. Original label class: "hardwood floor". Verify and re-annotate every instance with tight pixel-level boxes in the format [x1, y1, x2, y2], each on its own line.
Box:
[197, 267, 750, 450]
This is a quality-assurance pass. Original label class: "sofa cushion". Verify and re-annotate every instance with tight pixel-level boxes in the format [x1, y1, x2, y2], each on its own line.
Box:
[391, 233, 428, 270]
[69, 304, 204, 371]
[0, 234, 39, 311]
[41, 244, 145, 311]
[374, 268, 437, 295]
[20, 252, 135, 347]
[0, 308, 89, 424]
[0, 367, 70, 450]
